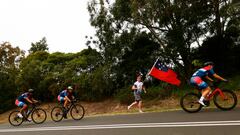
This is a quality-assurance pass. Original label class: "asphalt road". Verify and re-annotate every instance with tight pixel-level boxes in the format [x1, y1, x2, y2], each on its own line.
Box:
[1, 108, 240, 135]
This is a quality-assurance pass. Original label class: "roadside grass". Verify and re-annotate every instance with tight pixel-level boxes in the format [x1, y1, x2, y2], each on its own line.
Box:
[1, 75, 240, 125]
[1, 90, 240, 124]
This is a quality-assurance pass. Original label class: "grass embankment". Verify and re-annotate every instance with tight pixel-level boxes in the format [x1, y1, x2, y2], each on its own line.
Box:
[1, 75, 240, 124]
[1, 90, 240, 124]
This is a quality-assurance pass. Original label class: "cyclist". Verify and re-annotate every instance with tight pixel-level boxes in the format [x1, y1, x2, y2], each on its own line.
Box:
[58, 86, 75, 117]
[128, 75, 146, 113]
[190, 61, 227, 106]
[15, 89, 38, 120]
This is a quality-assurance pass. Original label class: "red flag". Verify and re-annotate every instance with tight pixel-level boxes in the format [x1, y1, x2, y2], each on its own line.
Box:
[148, 59, 181, 86]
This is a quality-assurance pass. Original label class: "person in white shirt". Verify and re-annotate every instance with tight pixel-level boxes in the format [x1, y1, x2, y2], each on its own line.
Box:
[128, 76, 146, 113]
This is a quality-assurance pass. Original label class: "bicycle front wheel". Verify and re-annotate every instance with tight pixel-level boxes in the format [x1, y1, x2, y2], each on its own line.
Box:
[8, 110, 24, 126]
[51, 106, 64, 122]
[213, 89, 238, 111]
[70, 104, 85, 120]
[180, 93, 202, 113]
[31, 108, 47, 124]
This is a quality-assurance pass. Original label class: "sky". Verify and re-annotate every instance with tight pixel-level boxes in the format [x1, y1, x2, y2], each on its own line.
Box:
[0, 0, 96, 53]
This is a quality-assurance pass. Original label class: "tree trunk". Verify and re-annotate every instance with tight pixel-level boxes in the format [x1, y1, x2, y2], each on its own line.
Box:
[213, 0, 222, 36]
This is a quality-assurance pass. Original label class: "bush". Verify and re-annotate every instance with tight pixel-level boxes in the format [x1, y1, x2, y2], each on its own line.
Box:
[115, 87, 134, 104]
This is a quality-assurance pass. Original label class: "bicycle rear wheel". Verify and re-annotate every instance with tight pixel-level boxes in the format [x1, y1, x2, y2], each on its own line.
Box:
[213, 89, 237, 111]
[31, 108, 47, 124]
[70, 104, 85, 120]
[180, 93, 202, 113]
[8, 110, 23, 126]
[51, 106, 64, 122]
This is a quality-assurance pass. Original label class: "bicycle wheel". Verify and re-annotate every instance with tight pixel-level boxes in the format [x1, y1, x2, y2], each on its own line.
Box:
[8, 110, 23, 126]
[213, 89, 237, 111]
[31, 108, 47, 124]
[180, 93, 202, 113]
[70, 104, 85, 120]
[51, 106, 64, 122]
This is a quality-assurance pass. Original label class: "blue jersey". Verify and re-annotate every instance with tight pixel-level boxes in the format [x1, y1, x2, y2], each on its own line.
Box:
[18, 92, 32, 102]
[59, 90, 76, 99]
[59, 90, 68, 97]
[192, 66, 215, 78]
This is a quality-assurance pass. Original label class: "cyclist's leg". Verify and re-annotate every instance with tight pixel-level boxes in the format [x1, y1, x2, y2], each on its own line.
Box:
[191, 77, 210, 106]
[63, 97, 70, 109]
[199, 84, 211, 106]
[202, 86, 211, 99]
[15, 99, 24, 118]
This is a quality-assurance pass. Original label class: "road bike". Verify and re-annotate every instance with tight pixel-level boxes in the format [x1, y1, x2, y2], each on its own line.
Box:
[8, 103, 47, 126]
[51, 99, 85, 122]
[180, 81, 238, 113]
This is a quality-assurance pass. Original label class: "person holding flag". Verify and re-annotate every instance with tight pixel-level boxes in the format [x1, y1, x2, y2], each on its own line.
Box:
[128, 75, 147, 113]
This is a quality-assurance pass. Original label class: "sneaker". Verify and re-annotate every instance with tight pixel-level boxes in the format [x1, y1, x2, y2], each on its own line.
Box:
[198, 100, 206, 106]
[17, 113, 23, 118]
[63, 112, 67, 119]
[127, 106, 131, 110]
[139, 110, 144, 113]
[26, 118, 32, 122]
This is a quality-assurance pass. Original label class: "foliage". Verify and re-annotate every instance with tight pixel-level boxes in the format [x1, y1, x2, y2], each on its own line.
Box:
[0, 42, 24, 113]
[28, 37, 49, 54]
[1, 0, 240, 113]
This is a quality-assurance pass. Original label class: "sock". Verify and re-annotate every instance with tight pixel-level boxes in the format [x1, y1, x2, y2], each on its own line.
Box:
[200, 96, 205, 102]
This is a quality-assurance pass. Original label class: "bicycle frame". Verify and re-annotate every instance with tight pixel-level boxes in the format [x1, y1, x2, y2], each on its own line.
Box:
[61, 101, 76, 113]
[206, 88, 225, 101]
[24, 104, 36, 119]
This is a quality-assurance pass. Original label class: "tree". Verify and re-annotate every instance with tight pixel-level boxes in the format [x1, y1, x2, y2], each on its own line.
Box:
[29, 37, 49, 54]
[0, 42, 25, 113]
[88, 0, 215, 78]
[196, 0, 240, 75]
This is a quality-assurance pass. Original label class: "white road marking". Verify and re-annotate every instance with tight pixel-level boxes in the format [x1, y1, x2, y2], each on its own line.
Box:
[1, 120, 240, 132]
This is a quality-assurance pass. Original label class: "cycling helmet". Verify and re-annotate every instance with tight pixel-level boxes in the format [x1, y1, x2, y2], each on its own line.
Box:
[203, 61, 214, 67]
[28, 89, 34, 93]
[67, 86, 73, 90]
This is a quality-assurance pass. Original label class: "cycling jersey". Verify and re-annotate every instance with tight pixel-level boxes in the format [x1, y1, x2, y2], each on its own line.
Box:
[190, 66, 215, 90]
[59, 90, 68, 97]
[17, 92, 32, 102]
[192, 66, 215, 78]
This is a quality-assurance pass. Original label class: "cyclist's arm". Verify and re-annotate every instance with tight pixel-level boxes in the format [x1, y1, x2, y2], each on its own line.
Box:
[30, 97, 38, 103]
[205, 76, 214, 82]
[25, 97, 34, 104]
[213, 73, 227, 81]
[65, 96, 71, 102]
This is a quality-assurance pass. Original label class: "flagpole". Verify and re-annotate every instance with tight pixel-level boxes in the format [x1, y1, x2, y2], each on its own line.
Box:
[147, 57, 159, 76]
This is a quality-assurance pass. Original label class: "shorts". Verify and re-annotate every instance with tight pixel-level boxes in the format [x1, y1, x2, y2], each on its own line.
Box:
[58, 95, 65, 103]
[15, 99, 25, 108]
[190, 76, 208, 90]
[134, 90, 142, 102]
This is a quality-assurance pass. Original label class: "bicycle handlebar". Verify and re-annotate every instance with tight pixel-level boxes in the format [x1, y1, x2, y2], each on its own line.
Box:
[211, 80, 228, 88]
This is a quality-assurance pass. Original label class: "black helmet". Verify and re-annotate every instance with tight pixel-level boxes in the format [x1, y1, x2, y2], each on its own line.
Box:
[28, 89, 34, 93]
[203, 61, 214, 67]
